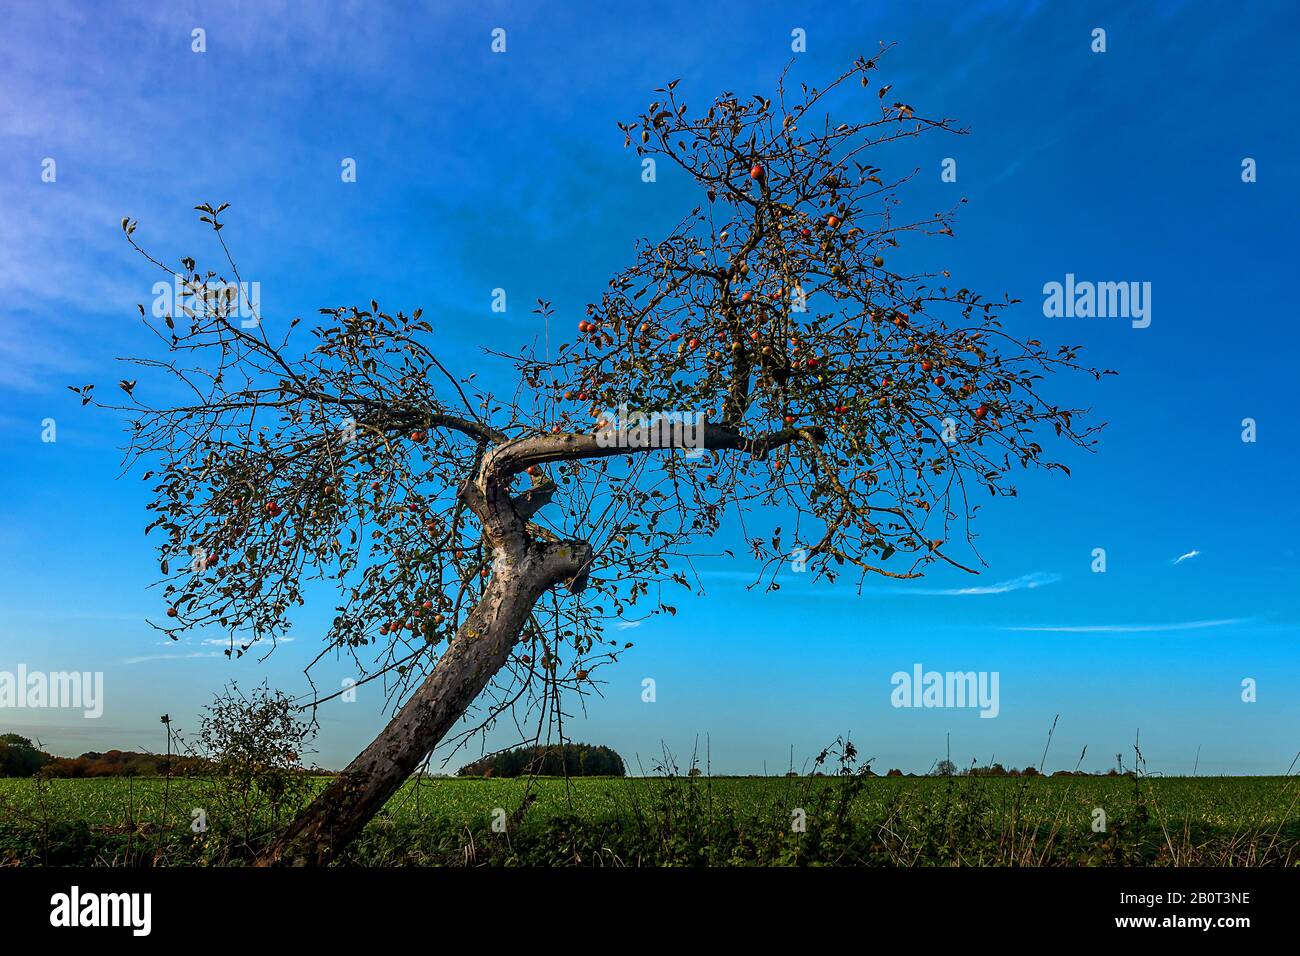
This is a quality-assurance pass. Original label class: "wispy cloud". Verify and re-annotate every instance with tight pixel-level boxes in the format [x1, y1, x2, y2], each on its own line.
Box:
[901, 571, 1062, 597]
[5, 609, 147, 622]
[1004, 618, 1251, 634]
[198, 637, 293, 646]
[694, 569, 1062, 598]
[122, 651, 224, 665]
[1173, 549, 1201, 565]
[615, 621, 642, 630]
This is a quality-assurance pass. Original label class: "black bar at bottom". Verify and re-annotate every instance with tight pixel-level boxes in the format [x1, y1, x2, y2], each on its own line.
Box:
[0, 866, 1282, 940]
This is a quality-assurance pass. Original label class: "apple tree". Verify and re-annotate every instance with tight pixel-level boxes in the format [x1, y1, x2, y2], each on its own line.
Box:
[94, 54, 1106, 864]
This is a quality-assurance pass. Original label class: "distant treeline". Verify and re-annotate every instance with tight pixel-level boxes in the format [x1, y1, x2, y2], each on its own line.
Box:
[2, 732, 1133, 781]
[0, 734, 209, 778]
[41, 750, 211, 778]
[458, 743, 626, 778]
[886, 764, 1133, 778]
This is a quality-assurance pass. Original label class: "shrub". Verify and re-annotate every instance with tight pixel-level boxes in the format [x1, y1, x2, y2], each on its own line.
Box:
[195, 683, 315, 853]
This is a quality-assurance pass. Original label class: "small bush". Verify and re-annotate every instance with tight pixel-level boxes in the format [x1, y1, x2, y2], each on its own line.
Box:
[194, 683, 315, 855]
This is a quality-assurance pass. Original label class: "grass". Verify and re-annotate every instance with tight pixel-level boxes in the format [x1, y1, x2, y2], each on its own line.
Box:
[4, 770, 1300, 866]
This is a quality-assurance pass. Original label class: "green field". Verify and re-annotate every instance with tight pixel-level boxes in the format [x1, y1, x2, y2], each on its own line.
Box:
[3, 774, 1299, 866]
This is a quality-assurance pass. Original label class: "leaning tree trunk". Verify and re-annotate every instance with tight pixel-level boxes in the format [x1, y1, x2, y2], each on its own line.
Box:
[256, 546, 573, 866]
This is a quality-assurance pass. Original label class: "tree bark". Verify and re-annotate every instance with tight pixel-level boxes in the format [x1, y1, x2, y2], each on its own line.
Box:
[256, 540, 586, 865]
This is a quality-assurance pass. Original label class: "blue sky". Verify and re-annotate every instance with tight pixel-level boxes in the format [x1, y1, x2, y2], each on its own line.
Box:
[1, 0, 1297, 775]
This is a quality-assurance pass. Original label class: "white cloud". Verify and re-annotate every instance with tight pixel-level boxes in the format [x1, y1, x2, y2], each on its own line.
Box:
[1004, 617, 1250, 634]
[122, 651, 224, 664]
[5, 609, 147, 622]
[695, 569, 1062, 598]
[1173, 549, 1201, 565]
[902, 571, 1062, 596]
[198, 637, 293, 646]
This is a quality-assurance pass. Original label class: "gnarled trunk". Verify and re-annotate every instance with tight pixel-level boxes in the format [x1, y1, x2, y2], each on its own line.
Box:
[257, 541, 584, 865]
